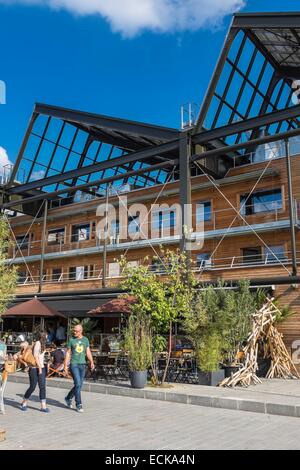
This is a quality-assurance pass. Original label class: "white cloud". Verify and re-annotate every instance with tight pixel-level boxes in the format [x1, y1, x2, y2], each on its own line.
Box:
[31, 169, 45, 181]
[0, 0, 246, 37]
[0, 146, 12, 178]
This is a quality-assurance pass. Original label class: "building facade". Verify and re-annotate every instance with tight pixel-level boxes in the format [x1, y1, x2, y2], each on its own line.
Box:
[2, 12, 300, 351]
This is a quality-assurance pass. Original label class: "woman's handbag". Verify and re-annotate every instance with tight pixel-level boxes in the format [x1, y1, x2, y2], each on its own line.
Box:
[22, 347, 37, 368]
[4, 360, 16, 374]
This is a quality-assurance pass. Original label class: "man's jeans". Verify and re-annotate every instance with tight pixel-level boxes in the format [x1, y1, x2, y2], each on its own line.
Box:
[67, 364, 86, 407]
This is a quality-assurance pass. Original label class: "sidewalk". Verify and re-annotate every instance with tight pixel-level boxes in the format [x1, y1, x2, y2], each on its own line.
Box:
[8, 372, 300, 419]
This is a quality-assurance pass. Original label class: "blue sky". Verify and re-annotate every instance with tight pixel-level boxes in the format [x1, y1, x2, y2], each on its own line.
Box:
[0, 0, 298, 166]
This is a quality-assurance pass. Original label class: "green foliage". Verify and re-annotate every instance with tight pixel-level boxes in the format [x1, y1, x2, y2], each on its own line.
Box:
[197, 332, 222, 373]
[272, 300, 295, 324]
[119, 249, 195, 342]
[69, 318, 99, 336]
[152, 334, 167, 353]
[184, 280, 265, 370]
[123, 314, 153, 371]
[0, 215, 18, 317]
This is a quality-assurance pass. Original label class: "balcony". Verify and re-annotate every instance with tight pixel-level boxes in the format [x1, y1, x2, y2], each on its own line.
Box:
[15, 248, 299, 293]
[8, 197, 299, 266]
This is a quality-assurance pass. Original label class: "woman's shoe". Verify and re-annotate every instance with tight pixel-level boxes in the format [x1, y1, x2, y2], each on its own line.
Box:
[40, 408, 50, 413]
[20, 404, 28, 411]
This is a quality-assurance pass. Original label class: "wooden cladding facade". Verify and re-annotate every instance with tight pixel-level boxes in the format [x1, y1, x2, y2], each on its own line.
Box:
[8, 154, 300, 348]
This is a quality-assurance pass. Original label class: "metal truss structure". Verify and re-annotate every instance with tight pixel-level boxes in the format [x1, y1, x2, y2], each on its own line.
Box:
[2, 12, 300, 283]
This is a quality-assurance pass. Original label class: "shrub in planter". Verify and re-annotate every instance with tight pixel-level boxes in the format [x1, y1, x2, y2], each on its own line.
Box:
[123, 314, 152, 389]
[196, 332, 225, 386]
[183, 280, 265, 386]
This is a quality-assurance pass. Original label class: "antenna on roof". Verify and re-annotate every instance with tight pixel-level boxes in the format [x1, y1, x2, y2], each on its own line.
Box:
[180, 103, 200, 130]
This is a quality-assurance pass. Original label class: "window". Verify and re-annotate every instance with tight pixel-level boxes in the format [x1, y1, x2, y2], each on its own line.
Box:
[264, 245, 286, 264]
[108, 262, 120, 278]
[128, 215, 140, 234]
[109, 220, 120, 243]
[52, 268, 62, 281]
[196, 201, 212, 224]
[16, 234, 30, 251]
[47, 228, 65, 245]
[152, 210, 176, 231]
[71, 223, 90, 242]
[17, 271, 28, 283]
[240, 189, 282, 216]
[242, 247, 262, 264]
[69, 266, 88, 281]
[196, 253, 212, 268]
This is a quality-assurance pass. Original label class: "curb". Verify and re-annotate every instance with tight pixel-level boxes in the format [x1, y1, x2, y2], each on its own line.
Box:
[8, 374, 300, 419]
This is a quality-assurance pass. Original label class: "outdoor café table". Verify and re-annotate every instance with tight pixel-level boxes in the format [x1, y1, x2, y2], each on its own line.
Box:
[94, 353, 129, 382]
[167, 357, 198, 384]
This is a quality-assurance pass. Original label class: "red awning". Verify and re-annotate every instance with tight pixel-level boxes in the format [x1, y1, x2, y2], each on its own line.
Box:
[3, 297, 65, 318]
[88, 296, 136, 315]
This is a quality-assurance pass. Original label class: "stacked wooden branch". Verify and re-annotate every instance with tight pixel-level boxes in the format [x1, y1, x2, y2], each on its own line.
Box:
[219, 298, 300, 388]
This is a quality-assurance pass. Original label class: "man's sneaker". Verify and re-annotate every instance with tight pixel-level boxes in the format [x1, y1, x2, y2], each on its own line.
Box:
[76, 405, 84, 413]
[64, 397, 73, 409]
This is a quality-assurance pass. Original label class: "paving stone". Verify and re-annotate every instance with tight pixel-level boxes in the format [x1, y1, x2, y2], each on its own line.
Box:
[237, 399, 266, 414]
[266, 403, 296, 418]
[211, 397, 238, 410]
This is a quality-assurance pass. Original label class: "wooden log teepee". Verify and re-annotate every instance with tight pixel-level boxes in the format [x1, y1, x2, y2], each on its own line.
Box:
[219, 298, 300, 388]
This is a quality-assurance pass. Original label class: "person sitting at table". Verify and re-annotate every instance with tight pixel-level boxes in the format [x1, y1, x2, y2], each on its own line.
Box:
[50, 343, 66, 370]
[101, 338, 111, 353]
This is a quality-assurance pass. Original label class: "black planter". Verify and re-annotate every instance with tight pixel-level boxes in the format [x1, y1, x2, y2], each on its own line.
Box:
[223, 365, 240, 378]
[197, 369, 225, 386]
[257, 357, 271, 378]
[130, 370, 148, 389]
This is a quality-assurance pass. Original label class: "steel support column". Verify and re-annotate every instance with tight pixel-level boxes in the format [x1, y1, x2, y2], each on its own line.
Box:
[38, 200, 48, 293]
[179, 133, 192, 256]
[285, 139, 298, 277]
[102, 185, 109, 288]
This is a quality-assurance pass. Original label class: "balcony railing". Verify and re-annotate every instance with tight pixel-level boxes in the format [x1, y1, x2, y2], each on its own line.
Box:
[231, 137, 300, 168]
[9, 197, 297, 261]
[15, 249, 299, 287]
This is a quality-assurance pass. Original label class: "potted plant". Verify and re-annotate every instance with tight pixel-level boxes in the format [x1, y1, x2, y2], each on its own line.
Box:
[183, 280, 265, 385]
[183, 290, 225, 386]
[220, 280, 265, 377]
[196, 332, 225, 386]
[123, 314, 152, 389]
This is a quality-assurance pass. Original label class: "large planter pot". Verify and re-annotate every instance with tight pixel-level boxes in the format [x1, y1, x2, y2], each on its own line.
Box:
[223, 365, 240, 379]
[197, 369, 225, 386]
[130, 370, 148, 389]
[257, 357, 271, 378]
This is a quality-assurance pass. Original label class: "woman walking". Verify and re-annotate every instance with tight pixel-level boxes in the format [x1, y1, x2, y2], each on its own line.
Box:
[20, 332, 50, 413]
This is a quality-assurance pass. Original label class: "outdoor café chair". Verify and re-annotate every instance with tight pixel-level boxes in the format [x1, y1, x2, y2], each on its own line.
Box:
[47, 363, 72, 379]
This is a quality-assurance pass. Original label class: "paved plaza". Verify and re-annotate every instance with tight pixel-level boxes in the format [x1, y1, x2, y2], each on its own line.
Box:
[1, 382, 300, 450]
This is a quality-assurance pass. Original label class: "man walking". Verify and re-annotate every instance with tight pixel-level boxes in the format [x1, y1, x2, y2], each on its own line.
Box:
[64, 324, 94, 412]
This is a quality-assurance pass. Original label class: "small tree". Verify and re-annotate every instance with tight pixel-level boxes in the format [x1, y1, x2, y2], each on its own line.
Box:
[119, 249, 196, 384]
[123, 314, 153, 372]
[0, 215, 18, 326]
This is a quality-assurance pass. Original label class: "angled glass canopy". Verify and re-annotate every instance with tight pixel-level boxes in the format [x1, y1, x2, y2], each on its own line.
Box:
[195, 12, 300, 147]
[4, 12, 300, 215]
